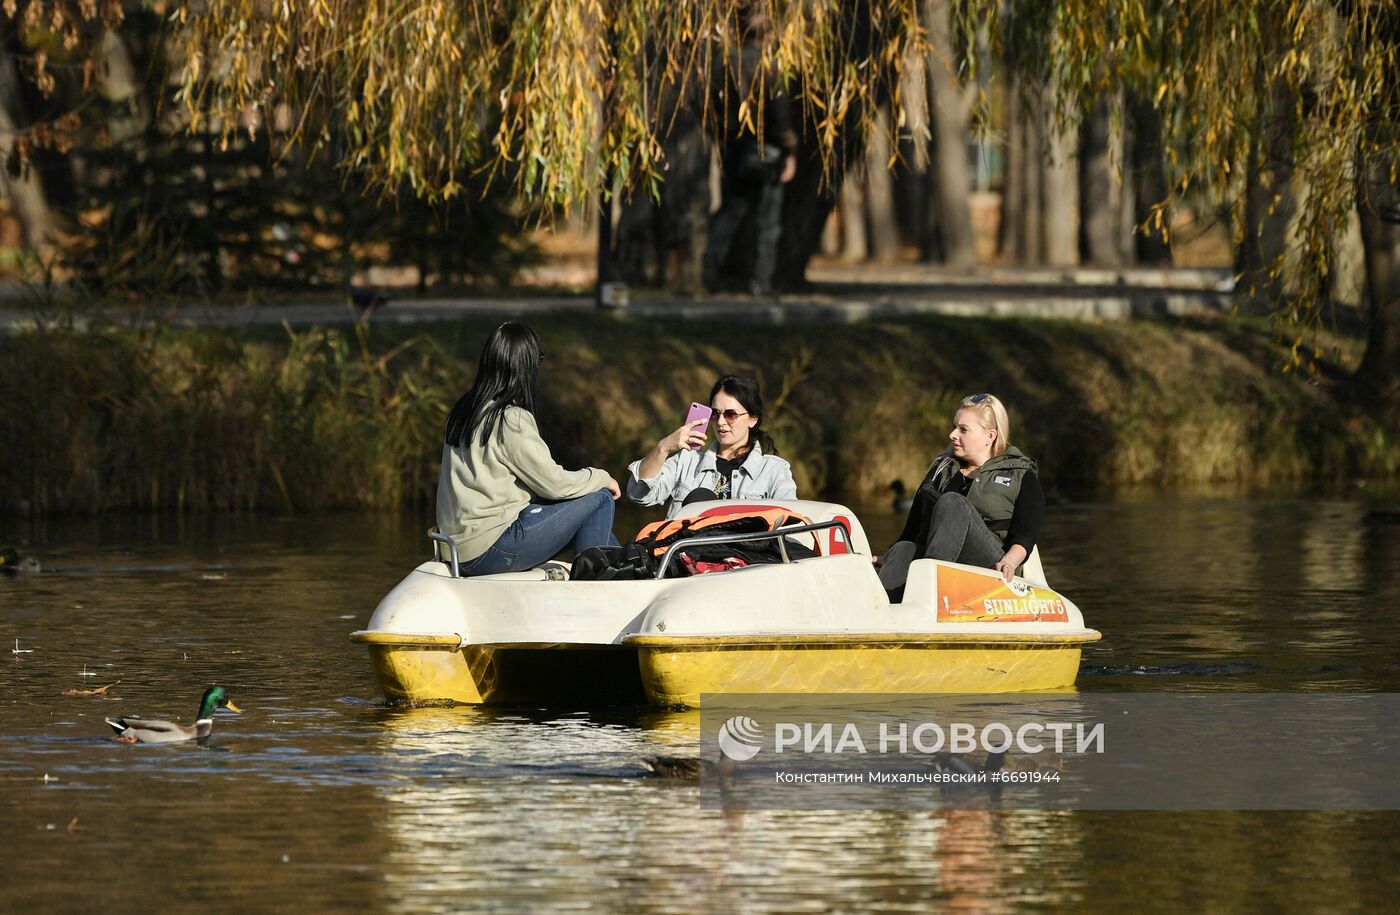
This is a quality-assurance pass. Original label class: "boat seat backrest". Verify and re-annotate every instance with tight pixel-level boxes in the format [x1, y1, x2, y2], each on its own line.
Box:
[1020, 546, 1048, 588]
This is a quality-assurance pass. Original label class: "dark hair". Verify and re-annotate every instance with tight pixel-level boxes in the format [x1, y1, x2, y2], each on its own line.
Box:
[445, 322, 541, 448]
[709, 374, 777, 457]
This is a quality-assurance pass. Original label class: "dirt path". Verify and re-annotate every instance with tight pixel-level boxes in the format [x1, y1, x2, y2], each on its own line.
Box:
[0, 263, 1238, 333]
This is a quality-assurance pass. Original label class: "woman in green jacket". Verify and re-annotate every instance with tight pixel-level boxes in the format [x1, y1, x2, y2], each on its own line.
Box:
[880, 393, 1045, 589]
[436, 323, 621, 576]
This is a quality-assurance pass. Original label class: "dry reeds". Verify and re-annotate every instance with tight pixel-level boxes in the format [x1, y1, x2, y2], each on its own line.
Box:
[0, 314, 1391, 517]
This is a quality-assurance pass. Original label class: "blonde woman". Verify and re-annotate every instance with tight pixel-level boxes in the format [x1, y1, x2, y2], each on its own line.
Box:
[880, 393, 1045, 590]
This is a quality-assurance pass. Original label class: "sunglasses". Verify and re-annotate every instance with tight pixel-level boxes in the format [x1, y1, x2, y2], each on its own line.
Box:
[710, 408, 749, 423]
[960, 393, 997, 430]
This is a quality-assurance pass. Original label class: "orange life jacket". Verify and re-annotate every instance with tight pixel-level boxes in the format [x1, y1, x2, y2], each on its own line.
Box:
[631, 505, 812, 558]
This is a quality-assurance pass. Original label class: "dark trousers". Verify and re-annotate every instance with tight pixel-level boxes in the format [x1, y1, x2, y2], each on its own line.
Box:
[879, 493, 1004, 592]
[704, 141, 784, 294]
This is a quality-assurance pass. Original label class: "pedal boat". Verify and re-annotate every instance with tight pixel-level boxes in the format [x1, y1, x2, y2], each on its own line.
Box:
[350, 500, 1101, 707]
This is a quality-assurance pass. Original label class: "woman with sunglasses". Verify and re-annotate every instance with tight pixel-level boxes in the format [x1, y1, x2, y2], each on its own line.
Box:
[627, 374, 797, 519]
[436, 322, 621, 576]
[879, 393, 1045, 591]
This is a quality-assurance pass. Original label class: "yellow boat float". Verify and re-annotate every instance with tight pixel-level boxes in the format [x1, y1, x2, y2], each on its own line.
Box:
[350, 500, 1100, 707]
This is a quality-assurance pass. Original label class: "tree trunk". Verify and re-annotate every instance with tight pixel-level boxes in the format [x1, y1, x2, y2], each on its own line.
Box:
[1118, 131, 1139, 262]
[894, 44, 931, 254]
[1128, 97, 1173, 264]
[998, 71, 1024, 260]
[1013, 85, 1044, 263]
[1355, 160, 1400, 408]
[1041, 82, 1079, 267]
[1079, 91, 1127, 267]
[820, 207, 841, 256]
[893, 163, 927, 254]
[923, 0, 977, 268]
[97, 30, 149, 144]
[0, 48, 53, 252]
[1001, 76, 1078, 266]
[1236, 84, 1297, 298]
[838, 173, 868, 261]
[864, 105, 900, 262]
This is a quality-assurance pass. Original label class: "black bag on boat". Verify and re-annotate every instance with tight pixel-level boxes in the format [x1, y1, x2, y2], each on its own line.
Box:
[569, 543, 655, 581]
[671, 536, 817, 572]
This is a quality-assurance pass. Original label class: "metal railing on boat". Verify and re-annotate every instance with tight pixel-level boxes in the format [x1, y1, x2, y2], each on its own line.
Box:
[428, 529, 462, 578]
[653, 519, 851, 579]
[427, 519, 853, 580]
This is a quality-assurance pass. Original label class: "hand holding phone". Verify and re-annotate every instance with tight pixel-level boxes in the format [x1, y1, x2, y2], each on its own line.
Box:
[683, 401, 713, 451]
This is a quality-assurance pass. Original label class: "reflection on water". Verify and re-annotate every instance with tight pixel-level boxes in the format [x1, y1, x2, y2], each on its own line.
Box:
[3, 494, 1400, 910]
[367, 707, 1087, 912]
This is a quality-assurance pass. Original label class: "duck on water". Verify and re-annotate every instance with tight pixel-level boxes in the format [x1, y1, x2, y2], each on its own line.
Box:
[105, 686, 241, 744]
[889, 480, 914, 514]
[1, 547, 39, 574]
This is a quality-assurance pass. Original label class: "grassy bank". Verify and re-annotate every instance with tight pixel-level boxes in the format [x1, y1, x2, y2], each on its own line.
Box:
[1, 313, 1394, 516]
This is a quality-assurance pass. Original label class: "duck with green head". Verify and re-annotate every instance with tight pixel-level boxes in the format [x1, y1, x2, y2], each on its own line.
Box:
[0, 547, 40, 574]
[105, 686, 241, 743]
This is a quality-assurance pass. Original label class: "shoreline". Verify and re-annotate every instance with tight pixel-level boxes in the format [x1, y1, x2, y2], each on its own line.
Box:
[0, 310, 1393, 516]
[0, 263, 1249, 335]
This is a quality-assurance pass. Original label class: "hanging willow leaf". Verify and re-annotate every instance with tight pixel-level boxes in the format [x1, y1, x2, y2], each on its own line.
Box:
[170, 0, 926, 209]
[956, 0, 1400, 395]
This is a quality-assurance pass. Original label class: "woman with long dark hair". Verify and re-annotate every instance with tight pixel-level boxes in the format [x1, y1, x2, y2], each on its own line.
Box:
[627, 374, 796, 518]
[436, 322, 620, 575]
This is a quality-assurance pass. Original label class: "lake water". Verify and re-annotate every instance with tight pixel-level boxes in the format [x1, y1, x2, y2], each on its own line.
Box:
[3, 493, 1400, 911]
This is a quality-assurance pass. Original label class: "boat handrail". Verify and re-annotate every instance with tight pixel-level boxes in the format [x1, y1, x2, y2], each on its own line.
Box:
[429, 529, 462, 578]
[428, 519, 851, 581]
[654, 520, 851, 579]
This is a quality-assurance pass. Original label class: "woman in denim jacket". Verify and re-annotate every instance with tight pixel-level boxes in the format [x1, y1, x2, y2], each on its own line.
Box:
[627, 375, 797, 519]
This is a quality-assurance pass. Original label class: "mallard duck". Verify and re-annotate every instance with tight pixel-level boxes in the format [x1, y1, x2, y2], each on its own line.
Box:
[0, 547, 40, 574]
[889, 480, 914, 514]
[105, 686, 241, 744]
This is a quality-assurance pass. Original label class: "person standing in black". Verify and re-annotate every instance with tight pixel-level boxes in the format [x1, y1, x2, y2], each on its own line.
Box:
[703, 9, 799, 298]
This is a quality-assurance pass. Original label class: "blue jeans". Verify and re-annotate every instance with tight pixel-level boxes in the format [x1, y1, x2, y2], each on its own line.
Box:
[461, 490, 619, 576]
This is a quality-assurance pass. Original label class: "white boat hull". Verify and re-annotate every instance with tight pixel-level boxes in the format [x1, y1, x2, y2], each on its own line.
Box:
[350, 501, 1100, 707]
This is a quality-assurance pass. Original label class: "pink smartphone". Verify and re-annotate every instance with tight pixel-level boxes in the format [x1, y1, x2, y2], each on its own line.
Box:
[684, 402, 713, 450]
